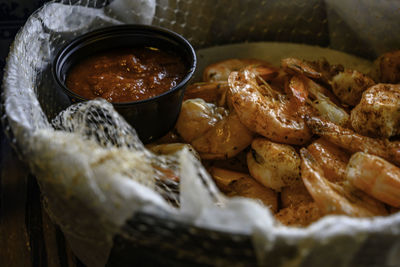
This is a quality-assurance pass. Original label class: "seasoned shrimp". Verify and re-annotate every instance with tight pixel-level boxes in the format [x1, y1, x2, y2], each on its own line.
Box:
[247, 138, 301, 191]
[282, 57, 343, 84]
[289, 75, 350, 127]
[176, 99, 227, 143]
[203, 58, 278, 82]
[210, 167, 278, 212]
[185, 61, 279, 108]
[305, 116, 400, 166]
[347, 152, 400, 208]
[228, 68, 312, 145]
[176, 99, 254, 160]
[147, 143, 200, 159]
[373, 50, 400, 83]
[282, 57, 375, 106]
[278, 178, 322, 227]
[300, 148, 388, 217]
[307, 138, 350, 183]
[184, 81, 230, 107]
[191, 111, 254, 159]
[350, 84, 400, 138]
[275, 202, 322, 227]
[280, 180, 314, 208]
[330, 69, 375, 106]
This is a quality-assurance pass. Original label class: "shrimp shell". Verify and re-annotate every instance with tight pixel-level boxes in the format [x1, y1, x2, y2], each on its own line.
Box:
[347, 152, 400, 208]
[307, 138, 350, 183]
[184, 81, 229, 107]
[203, 58, 277, 82]
[247, 138, 301, 191]
[300, 148, 388, 217]
[191, 111, 254, 160]
[280, 180, 314, 209]
[330, 69, 375, 106]
[350, 83, 400, 138]
[275, 202, 322, 227]
[228, 68, 312, 145]
[305, 116, 400, 167]
[210, 167, 278, 212]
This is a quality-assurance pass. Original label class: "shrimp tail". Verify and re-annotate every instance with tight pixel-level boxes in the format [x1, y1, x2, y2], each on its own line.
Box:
[288, 75, 309, 106]
[347, 152, 400, 208]
[305, 115, 400, 167]
[300, 148, 356, 216]
[300, 148, 387, 217]
[281, 58, 322, 79]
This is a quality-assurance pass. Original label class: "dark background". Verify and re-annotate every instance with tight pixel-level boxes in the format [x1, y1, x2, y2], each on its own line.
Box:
[1, 0, 48, 140]
[0, 0, 48, 78]
[0, 2, 77, 266]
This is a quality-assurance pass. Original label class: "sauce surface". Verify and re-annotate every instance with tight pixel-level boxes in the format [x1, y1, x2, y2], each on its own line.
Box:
[66, 47, 186, 103]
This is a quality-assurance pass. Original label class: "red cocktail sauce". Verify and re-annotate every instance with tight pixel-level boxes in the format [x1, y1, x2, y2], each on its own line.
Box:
[66, 47, 186, 103]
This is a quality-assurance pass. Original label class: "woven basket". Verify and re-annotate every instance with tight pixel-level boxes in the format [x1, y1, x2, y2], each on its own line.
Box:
[3, 1, 400, 266]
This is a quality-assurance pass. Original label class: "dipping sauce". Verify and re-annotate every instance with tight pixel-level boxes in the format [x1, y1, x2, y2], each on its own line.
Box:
[66, 47, 186, 103]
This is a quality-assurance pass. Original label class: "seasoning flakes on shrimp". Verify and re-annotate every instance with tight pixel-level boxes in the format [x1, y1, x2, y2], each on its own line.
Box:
[154, 53, 400, 227]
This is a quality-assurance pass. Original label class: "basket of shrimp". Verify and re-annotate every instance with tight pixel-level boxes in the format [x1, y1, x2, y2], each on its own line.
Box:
[2, 0, 400, 266]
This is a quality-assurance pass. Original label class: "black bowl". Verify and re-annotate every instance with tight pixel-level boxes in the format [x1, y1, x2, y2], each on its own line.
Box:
[53, 24, 197, 143]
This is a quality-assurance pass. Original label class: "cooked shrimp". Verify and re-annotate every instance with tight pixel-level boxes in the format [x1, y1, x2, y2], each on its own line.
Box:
[350, 84, 400, 138]
[191, 111, 254, 160]
[228, 68, 312, 145]
[147, 143, 200, 159]
[280, 179, 314, 208]
[203, 58, 278, 82]
[185, 60, 280, 108]
[176, 99, 254, 160]
[373, 50, 400, 83]
[330, 69, 375, 106]
[270, 69, 293, 94]
[184, 81, 230, 107]
[281, 57, 343, 84]
[290, 75, 350, 127]
[210, 167, 278, 212]
[287, 75, 309, 107]
[305, 116, 400, 166]
[307, 138, 350, 183]
[282, 57, 375, 106]
[192, 59, 280, 109]
[176, 98, 227, 142]
[282, 57, 320, 79]
[204, 149, 249, 173]
[346, 152, 400, 208]
[300, 148, 388, 217]
[247, 138, 301, 191]
[275, 202, 322, 227]
[278, 178, 322, 227]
